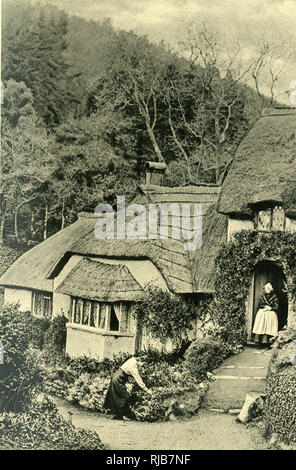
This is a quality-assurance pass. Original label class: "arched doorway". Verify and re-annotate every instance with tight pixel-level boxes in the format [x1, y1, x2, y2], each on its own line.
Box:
[251, 261, 288, 339]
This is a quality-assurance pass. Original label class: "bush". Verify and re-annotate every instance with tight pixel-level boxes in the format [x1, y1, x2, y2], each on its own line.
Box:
[132, 286, 201, 351]
[42, 350, 202, 421]
[30, 317, 51, 349]
[0, 303, 42, 412]
[184, 338, 228, 380]
[263, 329, 296, 445]
[44, 315, 68, 356]
[0, 400, 104, 450]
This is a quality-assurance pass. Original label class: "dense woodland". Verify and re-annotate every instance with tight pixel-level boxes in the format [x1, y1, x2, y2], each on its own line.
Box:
[1, 0, 276, 247]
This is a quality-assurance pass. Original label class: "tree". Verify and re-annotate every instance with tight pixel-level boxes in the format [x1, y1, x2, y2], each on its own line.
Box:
[175, 23, 257, 183]
[1, 80, 54, 243]
[2, 0, 74, 128]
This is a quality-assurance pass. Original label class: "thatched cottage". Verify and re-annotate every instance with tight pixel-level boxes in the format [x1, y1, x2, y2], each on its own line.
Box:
[0, 170, 227, 358]
[217, 106, 296, 337]
[1, 105, 296, 358]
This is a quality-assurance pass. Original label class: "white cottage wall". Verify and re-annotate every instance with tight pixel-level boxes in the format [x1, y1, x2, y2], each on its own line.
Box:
[4, 287, 32, 311]
[285, 217, 296, 233]
[227, 218, 254, 242]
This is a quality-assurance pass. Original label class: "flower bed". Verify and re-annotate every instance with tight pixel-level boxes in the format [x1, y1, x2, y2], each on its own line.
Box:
[42, 351, 215, 421]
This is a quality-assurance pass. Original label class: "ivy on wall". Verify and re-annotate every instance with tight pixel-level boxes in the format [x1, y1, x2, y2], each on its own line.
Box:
[210, 230, 296, 347]
[132, 285, 211, 350]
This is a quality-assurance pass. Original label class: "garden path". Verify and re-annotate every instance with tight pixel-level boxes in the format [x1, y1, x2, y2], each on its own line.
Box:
[204, 346, 272, 411]
[51, 396, 267, 450]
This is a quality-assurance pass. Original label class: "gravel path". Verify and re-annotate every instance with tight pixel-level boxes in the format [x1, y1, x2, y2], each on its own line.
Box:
[52, 397, 267, 450]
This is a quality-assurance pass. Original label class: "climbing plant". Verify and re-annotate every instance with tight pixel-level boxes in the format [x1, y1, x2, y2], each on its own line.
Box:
[209, 230, 296, 348]
[132, 286, 211, 350]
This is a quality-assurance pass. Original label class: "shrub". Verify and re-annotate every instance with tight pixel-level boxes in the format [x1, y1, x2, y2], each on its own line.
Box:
[0, 400, 104, 450]
[263, 329, 296, 445]
[132, 286, 204, 351]
[0, 303, 42, 412]
[44, 315, 68, 356]
[184, 338, 228, 380]
[30, 317, 51, 349]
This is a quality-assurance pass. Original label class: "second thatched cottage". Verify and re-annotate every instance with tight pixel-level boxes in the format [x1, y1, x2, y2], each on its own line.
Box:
[1, 106, 296, 358]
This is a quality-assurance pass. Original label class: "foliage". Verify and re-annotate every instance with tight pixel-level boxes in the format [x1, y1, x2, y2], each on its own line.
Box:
[30, 317, 51, 350]
[184, 338, 229, 381]
[2, 0, 73, 128]
[42, 350, 207, 422]
[0, 245, 24, 278]
[1, 1, 267, 249]
[0, 304, 42, 412]
[44, 315, 68, 356]
[132, 286, 201, 350]
[0, 400, 104, 450]
[263, 328, 296, 445]
[209, 230, 296, 348]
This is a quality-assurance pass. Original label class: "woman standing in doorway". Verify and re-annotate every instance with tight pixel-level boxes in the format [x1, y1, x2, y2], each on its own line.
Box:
[252, 283, 279, 348]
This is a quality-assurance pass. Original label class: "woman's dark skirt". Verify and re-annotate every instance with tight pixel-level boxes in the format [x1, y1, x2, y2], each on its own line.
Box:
[103, 369, 132, 418]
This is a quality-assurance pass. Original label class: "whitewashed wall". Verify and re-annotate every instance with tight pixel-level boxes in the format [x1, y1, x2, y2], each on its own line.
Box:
[4, 287, 32, 311]
[227, 218, 253, 242]
[285, 217, 296, 233]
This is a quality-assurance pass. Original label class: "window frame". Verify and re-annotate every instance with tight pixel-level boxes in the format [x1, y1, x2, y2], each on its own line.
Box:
[70, 297, 131, 334]
[32, 290, 53, 318]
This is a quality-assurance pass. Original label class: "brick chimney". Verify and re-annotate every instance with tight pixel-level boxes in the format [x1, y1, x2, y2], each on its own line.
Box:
[145, 161, 167, 186]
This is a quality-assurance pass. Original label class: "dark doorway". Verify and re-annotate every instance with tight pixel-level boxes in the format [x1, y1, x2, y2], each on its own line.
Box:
[252, 261, 288, 333]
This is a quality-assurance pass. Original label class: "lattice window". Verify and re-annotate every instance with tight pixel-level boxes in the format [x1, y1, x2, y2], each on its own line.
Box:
[257, 206, 285, 232]
[71, 298, 130, 333]
[272, 206, 285, 231]
[33, 291, 53, 318]
[257, 209, 271, 231]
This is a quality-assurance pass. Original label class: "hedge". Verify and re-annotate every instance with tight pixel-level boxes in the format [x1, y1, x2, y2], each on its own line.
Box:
[263, 328, 296, 445]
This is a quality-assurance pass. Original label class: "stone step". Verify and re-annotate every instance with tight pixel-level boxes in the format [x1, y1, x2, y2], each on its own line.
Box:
[204, 377, 266, 410]
[203, 346, 271, 410]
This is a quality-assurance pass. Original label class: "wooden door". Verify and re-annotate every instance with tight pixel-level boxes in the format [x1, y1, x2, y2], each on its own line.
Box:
[252, 261, 288, 333]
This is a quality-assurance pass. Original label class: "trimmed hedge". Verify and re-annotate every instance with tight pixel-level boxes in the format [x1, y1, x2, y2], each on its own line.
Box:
[184, 338, 229, 380]
[0, 304, 42, 412]
[0, 400, 104, 450]
[263, 328, 296, 445]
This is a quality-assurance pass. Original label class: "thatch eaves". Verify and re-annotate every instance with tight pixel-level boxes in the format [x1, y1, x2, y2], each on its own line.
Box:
[56, 258, 146, 302]
[0, 183, 228, 295]
[0, 217, 96, 292]
[218, 107, 296, 216]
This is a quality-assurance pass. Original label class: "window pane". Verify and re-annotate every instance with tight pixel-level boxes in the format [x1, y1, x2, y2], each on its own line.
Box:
[82, 300, 91, 325]
[44, 297, 51, 318]
[74, 298, 82, 323]
[110, 304, 119, 331]
[98, 303, 107, 329]
[257, 209, 271, 231]
[120, 303, 129, 332]
[89, 302, 95, 327]
[34, 292, 43, 316]
[272, 206, 285, 231]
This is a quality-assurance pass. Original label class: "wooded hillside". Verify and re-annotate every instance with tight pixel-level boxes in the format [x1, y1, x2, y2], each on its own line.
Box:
[1, 0, 272, 248]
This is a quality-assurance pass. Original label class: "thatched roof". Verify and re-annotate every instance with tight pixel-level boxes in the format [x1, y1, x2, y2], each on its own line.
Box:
[189, 203, 228, 293]
[218, 107, 296, 216]
[0, 184, 228, 295]
[0, 217, 96, 291]
[56, 258, 146, 302]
